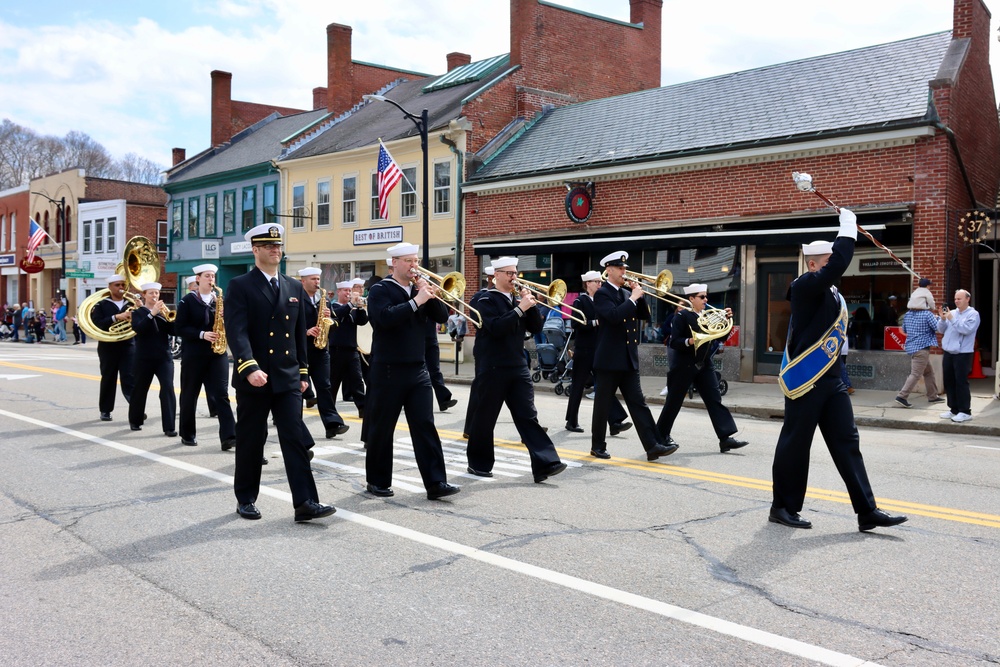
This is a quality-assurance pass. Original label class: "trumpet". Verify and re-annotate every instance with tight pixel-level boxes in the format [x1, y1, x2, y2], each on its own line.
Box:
[511, 277, 587, 325]
[410, 267, 484, 328]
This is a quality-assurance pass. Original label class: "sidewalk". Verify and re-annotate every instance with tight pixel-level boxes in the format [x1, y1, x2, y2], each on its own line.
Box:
[441, 360, 1000, 437]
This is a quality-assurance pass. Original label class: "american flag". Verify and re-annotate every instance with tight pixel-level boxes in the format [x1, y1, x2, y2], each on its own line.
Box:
[377, 141, 402, 220]
[25, 218, 51, 262]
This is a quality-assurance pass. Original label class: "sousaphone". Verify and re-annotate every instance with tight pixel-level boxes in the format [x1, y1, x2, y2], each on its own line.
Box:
[78, 236, 161, 343]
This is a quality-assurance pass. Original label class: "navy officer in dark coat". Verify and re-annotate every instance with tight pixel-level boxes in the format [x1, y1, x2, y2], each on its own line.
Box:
[127, 281, 176, 435]
[91, 273, 135, 421]
[225, 223, 336, 523]
[592, 251, 676, 461]
[770, 208, 906, 532]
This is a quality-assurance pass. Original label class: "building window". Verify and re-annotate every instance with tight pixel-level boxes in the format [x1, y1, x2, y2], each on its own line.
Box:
[434, 161, 451, 214]
[400, 167, 417, 218]
[188, 197, 200, 238]
[8, 212, 13, 251]
[82, 220, 91, 253]
[157, 220, 168, 251]
[370, 172, 385, 222]
[263, 181, 277, 225]
[316, 180, 331, 228]
[172, 200, 183, 238]
[205, 194, 217, 237]
[222, 191, 235, 234]
[292, 183, 306, 230]
[94, 218, 104, 253]
[107, 217, 117, 253]
[1, 214, 5, 251]
[342, 175, 357, 226]
[242, 186, 256, 232]
[666, 248, 680, 264]
[43, 210, 49, 238]
[65, 206, 72, 243]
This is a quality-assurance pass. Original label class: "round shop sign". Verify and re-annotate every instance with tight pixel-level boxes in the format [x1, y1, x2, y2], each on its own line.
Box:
[565, 186, 593, 223]
[20, 256, 45, 274]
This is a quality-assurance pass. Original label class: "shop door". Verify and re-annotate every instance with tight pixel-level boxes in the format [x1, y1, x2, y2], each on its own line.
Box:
[755, 262, 796, 375]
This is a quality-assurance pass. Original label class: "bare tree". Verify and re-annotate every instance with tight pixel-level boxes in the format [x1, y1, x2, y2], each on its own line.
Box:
[0, 119, 40, 189]
[113, 152, 165, 185]
[59, 131, 115, 177]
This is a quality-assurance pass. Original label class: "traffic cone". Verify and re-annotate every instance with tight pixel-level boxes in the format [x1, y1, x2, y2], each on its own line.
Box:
[969, 348, 986, 379]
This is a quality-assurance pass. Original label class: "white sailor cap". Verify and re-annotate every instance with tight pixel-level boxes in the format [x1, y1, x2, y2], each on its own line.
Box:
[192, 263, 218, 274]
[245, 223, 284, 245]
[683, 283, 707, 295]
[600, 251, 629, 268]
[387, 242, 419, 257]
[107, 274, 125, 284]
[351, 278, 366, 287]
[336, 281, 353, 289]
[139, 282, 161, 292]
[491, 257, 518, 270]
[484, 266, 495, 276]
[297, 267, 321, 277]
[185, 276, 196, 285]
[581, 270, 602, 282]
[801, 240, 834, 256]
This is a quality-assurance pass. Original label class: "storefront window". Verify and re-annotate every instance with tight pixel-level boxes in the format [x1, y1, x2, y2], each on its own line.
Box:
[841, 246, 911, 350]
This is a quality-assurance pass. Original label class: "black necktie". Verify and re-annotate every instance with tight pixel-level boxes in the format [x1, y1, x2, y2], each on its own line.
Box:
[270, 277, 279, 296]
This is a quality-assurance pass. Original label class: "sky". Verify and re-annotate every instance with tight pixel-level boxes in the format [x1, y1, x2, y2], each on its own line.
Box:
[0, 0, 989, 171]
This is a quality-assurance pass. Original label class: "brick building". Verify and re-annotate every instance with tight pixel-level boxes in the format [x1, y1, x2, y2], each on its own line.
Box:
[462, 0, 1000, 389]
[0, 184, 29, 308]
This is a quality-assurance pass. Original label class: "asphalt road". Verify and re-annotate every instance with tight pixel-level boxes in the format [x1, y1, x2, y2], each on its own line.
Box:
[1, 343, 998, 666]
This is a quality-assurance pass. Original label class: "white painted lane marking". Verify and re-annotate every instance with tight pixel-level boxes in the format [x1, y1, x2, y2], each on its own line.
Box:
[966, 445, 1000, 451]
[0, 374, 41, 380]
[0, 408, 883, 667]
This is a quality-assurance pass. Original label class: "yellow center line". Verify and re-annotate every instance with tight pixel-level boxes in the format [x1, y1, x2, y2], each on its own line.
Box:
[6, 359, 999, 529]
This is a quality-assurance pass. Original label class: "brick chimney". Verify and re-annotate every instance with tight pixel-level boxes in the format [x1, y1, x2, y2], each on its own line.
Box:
[630, 0, 663, 44]
[313, 87, 328, 110]
[327, 23, 354, 115]
[509, 0, 536, 69]
[953, 0, 990, 41]
[210, 70, 233, 147]
[447, 52, 472, 71]
[172, 148, 186, 166]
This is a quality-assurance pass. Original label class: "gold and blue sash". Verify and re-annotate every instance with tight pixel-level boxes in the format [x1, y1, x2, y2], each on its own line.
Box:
[778, 294, 848, 400]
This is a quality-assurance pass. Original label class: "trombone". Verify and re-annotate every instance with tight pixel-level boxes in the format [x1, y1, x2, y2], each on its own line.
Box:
[511, 277, 587, 325]
[411, 267, 484, 328]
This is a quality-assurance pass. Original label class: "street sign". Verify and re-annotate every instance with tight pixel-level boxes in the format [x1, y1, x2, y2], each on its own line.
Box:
[66, 271, 95, 279]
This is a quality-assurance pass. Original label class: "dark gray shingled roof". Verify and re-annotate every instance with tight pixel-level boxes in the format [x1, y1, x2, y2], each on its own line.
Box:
[168, 108, 329, 184]
[470, 31, 953, 182]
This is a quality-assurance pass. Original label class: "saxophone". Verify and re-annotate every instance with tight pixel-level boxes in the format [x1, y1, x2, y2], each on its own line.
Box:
[314, 288, 337, 349]
[210, 285, 227, 355]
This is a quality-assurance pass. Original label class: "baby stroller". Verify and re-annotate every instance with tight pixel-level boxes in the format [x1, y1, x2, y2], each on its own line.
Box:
[532, 315, 573, 384]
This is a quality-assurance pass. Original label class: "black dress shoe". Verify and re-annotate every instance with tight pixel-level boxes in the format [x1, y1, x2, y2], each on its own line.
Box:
[534, 461, 568, 483]
[461, 432, 470, 439]
[306, 449, 315, 462]
[565, 422, 584, 433]
[221, 437, 236, 451]
[440, 398, 458, 411]
[294, 499, 336, 522]
[590, 448, 611, 459]
[129, 424, 142, 431]
[181, 437, 198, 446]
[720, 436, 749, 453]
[426, 481, 461, 500]
[366, 483, 394, 497]
[237, 502, 261, 520]
[646, 441, 679, 461]
[768, 507, 812, 529]
[325, 423, 350, 438]
[100, 412, 112, 422]
[609, 421, 633, 436]
[466, 466, 493, 478]
[261, 456, 268, 465]
[858, 508, 908, 532]
[305, 398, 318, 408]
[164, 430, 178, 437]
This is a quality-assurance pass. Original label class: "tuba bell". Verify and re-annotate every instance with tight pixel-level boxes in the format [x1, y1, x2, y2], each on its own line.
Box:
[78, 236, 161, 343]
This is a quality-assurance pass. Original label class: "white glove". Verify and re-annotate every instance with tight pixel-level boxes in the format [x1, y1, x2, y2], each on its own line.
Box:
[838, 208, 858, 241]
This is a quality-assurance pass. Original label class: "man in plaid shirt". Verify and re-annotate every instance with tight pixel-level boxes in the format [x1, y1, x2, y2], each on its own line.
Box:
[895, 306, 942, 408]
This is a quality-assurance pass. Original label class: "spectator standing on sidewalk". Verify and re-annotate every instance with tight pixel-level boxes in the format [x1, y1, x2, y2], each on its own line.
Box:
[936, 289, 980, 423]
[54, 298, 67, 342]
[11, 303, 21, 341]
[894, 304, 942, 408]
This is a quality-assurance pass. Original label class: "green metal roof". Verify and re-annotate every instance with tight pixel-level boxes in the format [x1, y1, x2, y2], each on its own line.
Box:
[422, 53, 510, 93]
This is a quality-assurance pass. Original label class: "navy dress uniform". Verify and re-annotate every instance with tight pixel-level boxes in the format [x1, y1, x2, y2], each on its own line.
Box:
[127, 282, 177, 435]
[656, 283, 746, 452]
[329, 280, 368, 417]
[298, 267, 348, 439]
[226, 223, 335, 522]
[466, 257, 566, 483]
[770, 209, 906, 532]
[592, 251, 676, 461]
[175, 263, 236, 449]
[92, 274, 135, 421]
[364, 242, 458, 500]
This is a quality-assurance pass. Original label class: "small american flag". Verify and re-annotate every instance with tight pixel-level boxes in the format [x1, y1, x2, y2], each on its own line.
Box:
[377, 141, 402, 220]
[25, 218, 51, 262]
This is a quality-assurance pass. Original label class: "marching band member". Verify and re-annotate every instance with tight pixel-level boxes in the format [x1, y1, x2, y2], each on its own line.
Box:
[591, 251, 676, 461]
[466, 257, 566, 483]
[226, 223, 336, 522]
[656, 284, 748, 452]
[364, 242, 459, 501]
[330, 280, 367, 418]
[127, 282, 177, 436]
[93, 274, 135, 422]
[564, 270, 629, 433]
[297, 267, 349, 439]
[770, 209, 907, 532]
[351, 277, 372, 388]
[175, 263, 236, 450]
[462, 265, 494, 438]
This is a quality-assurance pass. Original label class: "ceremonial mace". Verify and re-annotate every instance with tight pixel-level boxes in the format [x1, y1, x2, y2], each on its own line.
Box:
[791, 172, 920, 279]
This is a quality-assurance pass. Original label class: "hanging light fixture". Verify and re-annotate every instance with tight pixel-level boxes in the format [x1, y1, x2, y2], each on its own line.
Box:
[686, 265, 695, 274]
